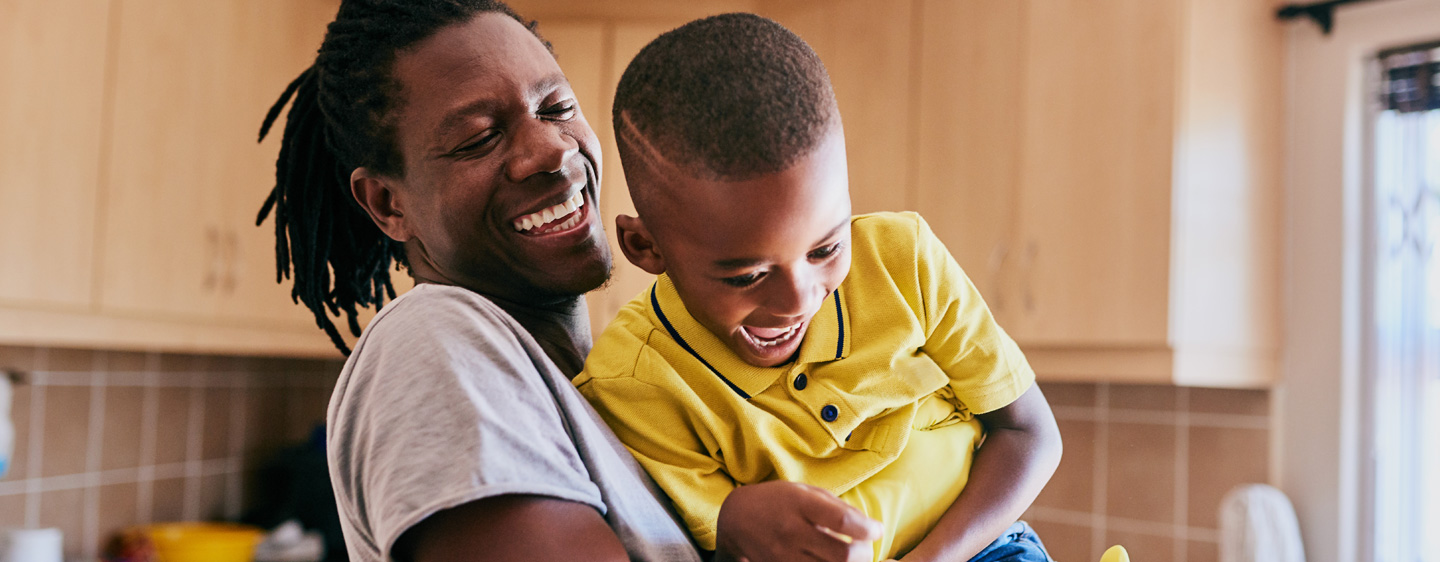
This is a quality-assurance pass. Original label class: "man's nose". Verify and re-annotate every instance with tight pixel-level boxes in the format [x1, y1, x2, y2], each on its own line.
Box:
[506, 120, 578, 182]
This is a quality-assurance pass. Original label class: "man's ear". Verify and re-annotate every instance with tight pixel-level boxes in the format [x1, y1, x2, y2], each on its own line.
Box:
[615, 214, 666, 275]
[350, 167, 412, 242]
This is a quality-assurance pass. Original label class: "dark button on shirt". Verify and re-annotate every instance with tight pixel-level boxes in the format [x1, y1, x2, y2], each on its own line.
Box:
[820, 404, 839, 422]
[794, 373, 808, 390]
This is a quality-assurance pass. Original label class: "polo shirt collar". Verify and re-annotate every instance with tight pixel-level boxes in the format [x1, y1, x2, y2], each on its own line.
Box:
[649, 275, 851, 399]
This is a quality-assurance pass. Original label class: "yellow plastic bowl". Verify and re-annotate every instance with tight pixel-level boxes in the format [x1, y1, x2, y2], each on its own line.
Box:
[144, 523, 263, 562]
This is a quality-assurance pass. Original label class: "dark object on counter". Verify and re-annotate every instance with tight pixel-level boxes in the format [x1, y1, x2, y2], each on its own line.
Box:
[243, 425, 347, 562]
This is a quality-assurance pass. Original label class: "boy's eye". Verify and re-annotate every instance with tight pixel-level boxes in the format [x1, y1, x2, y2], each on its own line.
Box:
[808, 241, 843, 260]
[721, 271, 765, 287]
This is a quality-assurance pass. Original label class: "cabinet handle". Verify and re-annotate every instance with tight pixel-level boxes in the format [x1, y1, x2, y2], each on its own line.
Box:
[1022, 241, 1037, 314]
[987, 242, 1008, 312]
[222, 230, 238, 294]
[202, 227, 221, 292]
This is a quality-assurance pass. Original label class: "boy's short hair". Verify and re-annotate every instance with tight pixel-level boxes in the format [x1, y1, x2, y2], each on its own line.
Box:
[612, 13, 837, 185]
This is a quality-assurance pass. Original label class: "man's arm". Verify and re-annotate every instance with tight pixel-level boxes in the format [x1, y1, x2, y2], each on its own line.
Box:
[898, 384, 1062, 562]
[393, 495, 630, 562]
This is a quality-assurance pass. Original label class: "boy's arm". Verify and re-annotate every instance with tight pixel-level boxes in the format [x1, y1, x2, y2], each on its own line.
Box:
[897, 384, 1061, 562]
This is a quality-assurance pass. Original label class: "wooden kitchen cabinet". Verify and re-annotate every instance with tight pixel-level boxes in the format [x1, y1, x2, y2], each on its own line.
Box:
[0, 0, 111, 309]
[100, 0, 337, 330]
[915, 0, 1282, 386]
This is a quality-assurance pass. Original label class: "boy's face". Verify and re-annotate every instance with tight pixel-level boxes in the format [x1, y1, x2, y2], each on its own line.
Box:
[640, 129, 852, 367]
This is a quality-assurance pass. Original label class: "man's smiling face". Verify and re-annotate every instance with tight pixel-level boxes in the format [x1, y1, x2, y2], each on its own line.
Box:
[383, 12, 611, 302]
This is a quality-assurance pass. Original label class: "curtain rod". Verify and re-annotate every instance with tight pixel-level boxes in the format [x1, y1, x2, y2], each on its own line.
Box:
[1276, 0, 1384, 34]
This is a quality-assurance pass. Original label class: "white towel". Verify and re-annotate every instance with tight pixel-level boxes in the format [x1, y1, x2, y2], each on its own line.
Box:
[1219, 483, 1307, 562]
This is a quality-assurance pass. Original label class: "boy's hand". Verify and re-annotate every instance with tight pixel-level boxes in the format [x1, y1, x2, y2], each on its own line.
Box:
[714, 481, 882, 562]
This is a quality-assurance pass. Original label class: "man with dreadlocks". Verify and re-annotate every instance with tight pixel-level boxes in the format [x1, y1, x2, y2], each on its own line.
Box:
[258, 2, 884, 561]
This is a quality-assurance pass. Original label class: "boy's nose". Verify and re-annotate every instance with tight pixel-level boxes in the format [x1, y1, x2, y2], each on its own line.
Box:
[764, 271, 827, 319]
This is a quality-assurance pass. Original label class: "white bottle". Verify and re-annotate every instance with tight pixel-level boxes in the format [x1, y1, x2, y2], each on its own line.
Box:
[0, 375, 13, 479]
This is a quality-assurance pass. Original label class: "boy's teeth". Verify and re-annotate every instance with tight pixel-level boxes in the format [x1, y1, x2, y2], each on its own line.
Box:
[513, 192, 586, 232]
[746, 324, 800, 347]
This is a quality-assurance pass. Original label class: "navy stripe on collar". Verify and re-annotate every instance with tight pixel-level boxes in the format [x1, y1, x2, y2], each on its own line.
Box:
[650, 284, 751, 399]
[832, 289, 845, 360]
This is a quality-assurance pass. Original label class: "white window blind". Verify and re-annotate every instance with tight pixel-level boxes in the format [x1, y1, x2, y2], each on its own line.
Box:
[1369, 41, 1440, 562]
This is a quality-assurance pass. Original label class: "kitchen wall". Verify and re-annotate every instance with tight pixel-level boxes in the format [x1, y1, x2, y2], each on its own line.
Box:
[0, 345, 340, 560]
[1026, 383, 1271, 562]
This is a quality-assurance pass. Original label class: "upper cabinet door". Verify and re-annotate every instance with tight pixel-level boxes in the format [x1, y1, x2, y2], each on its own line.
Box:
[1012, 0, 1176, 346]
[914, 0, 1026, 328]
[99, 0, 233, 319]
[0, 0, 111, 309]
[211, 0, 340, 328]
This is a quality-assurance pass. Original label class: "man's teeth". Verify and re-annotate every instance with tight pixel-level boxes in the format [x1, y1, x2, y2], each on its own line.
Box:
[513, 192, 585, 232]
[747, 324, 801, 347]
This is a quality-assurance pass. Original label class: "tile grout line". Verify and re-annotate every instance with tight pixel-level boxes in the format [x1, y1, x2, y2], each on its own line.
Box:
[24, 348, 49, 528]
[0, 460, 246, 495]
[1091, 383, 1109, 558]
[136, 360, 160, 524]
[226, 372, 250, 520]
[82, 356, 111, 560]
[181, 384, 205, 521]
[1174, 387, 1190, 562]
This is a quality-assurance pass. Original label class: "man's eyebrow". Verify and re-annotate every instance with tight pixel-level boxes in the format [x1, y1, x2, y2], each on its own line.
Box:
[436, 73, 571, 138]
[711, 218, 849, 269]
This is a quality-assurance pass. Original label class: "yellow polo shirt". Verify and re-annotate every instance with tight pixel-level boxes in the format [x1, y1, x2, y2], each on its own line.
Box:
[574, 212, 1034, 559]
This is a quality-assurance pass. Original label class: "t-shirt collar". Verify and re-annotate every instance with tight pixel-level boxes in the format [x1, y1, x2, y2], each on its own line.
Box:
[649, 275, 851, 399]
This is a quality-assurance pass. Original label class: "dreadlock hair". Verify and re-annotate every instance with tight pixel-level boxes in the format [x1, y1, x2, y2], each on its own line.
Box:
[257, 0, 547, 355]
[612, 13, 837, 202]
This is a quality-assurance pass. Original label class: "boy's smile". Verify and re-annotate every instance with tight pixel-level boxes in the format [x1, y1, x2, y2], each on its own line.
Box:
[618, 127, 852, 367]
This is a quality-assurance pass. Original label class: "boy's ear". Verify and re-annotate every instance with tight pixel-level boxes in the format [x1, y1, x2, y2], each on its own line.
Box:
[350, 167, 412, 242]
[615, 214, 666, 275]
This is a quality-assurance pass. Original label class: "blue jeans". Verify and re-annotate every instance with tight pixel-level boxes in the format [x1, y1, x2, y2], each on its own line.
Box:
[967, 521, 1053, 562]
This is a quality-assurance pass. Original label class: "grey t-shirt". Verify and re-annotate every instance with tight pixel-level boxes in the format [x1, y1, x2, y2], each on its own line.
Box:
[327, 284, 701, 562]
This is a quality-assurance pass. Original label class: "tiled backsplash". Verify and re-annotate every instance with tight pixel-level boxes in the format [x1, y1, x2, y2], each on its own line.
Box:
[0, 345, 1270, 562]
[1026, 383, 1271, 562]
[0, 345, 341, 560]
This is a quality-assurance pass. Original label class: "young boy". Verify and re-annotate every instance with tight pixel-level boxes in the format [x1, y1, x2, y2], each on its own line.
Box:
[574, 13, 1063, 562]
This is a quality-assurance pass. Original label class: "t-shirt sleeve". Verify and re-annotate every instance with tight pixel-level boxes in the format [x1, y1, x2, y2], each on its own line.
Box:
[328, 292, 604, 559]
[912, 214, 1036, 414]
[576, 345, 735, 552]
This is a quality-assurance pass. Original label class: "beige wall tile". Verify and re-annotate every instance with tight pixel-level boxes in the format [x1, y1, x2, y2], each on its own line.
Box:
[104, 351, 152, 372]
[287, 387, 330, 443]
[0, 345, 37, 371]
[154, 388, 192, 466]
[38, 487, 86, 556]
[6, 385, 31, 480]
[1102, 529, 1173, 562]
[245, 387, 289, 457]
[1108, 384, 1177, 411]
[201, 388, 234, 460]
[0, 493, 27, 527]
[101, 387, 146, 471]
[41, 386, 92, 477]
[1188, 426, 1268, 528]
[1036, 418, 1094, 512]
[151, 477, 186, 523]
[1188, 388, 1268, 416]
[45, 348, 97, 372]
[198, 474, 227, 521]
[1026, 520, 1092, 562]
[97, 482, 140, 554]
[1189, 538, 1219, 562]
[1038, 382, 1096, 408]
[157, 353, 208, 373]
[1105, 422, 1176, 523]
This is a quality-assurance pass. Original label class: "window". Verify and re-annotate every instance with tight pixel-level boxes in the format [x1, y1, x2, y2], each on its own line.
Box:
[1368, 40, 1440, 562]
